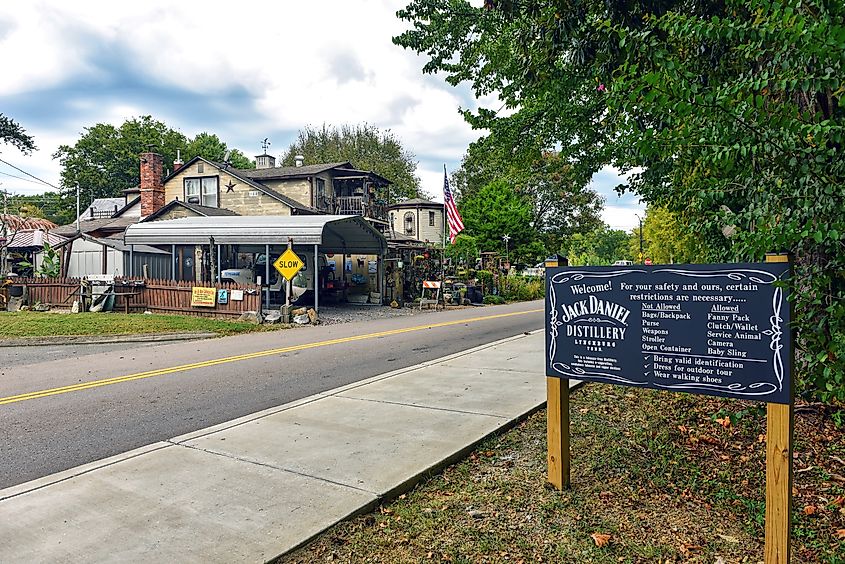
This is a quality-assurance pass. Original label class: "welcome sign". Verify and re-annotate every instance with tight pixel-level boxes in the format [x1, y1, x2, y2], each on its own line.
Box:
[545, 263, 791, 404]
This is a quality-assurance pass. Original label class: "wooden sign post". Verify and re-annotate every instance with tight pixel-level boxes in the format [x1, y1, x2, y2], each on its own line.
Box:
[764, 253, 793, 563]
[545, 255, 570, 490]
[544, 256, 793, 562]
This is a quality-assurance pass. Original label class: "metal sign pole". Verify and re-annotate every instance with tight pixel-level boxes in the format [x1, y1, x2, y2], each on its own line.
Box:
[285, 238, 292, 312]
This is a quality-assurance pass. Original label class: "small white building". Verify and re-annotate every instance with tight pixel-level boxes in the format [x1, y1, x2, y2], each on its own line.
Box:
[387, 199, 444, 244]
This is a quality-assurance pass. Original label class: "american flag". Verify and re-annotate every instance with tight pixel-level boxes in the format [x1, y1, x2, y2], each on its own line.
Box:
[443, 165, 464, 243]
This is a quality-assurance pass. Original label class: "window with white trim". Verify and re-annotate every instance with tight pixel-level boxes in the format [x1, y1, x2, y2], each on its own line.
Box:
[184, 177, 219, 207]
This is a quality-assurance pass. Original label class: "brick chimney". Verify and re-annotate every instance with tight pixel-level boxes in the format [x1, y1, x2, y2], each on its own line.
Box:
[140, 152, 165, 218]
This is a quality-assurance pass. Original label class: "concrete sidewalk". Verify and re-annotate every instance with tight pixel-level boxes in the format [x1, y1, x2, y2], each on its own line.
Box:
[0, 330, 571, 563]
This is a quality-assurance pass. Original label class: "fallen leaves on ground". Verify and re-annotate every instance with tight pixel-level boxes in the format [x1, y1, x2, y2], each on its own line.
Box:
[590, 532, 611, 547]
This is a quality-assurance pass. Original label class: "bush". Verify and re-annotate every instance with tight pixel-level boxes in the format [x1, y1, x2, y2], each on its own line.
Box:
[475, 270, 494, 291]
[483, 294, 505, 305]
[501, 276, 545, 301]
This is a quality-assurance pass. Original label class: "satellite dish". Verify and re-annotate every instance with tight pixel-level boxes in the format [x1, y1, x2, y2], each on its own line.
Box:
[223, 150, 231, 163]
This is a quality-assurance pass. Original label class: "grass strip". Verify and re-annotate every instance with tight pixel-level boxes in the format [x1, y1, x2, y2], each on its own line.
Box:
[280, 385, 844, 563]
[0, 311, 270, 338]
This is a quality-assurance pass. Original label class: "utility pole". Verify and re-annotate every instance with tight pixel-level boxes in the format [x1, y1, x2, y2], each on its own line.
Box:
[76, 184, 81, 234]
[1, 188, 7, 275]
[635, 214, 644, 264]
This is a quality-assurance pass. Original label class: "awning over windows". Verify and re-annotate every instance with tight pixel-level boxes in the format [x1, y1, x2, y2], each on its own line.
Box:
[123, 215, 387, 254]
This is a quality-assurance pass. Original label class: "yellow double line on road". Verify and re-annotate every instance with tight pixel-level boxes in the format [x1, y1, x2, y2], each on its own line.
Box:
[0, 309, 542, 406]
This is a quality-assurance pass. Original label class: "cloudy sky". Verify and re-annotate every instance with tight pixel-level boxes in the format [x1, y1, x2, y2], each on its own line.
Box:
[0, 0, 643, 229]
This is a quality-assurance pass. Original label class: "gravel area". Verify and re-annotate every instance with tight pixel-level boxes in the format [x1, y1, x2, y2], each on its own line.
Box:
[315, 304, 466, 325]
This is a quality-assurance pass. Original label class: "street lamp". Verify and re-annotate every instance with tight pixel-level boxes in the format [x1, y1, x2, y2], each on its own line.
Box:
[502, 234, 510, 269]
[634, 214, 644, 264]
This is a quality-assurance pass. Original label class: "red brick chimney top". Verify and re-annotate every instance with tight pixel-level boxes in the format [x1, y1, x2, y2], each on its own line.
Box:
[140, 152, 165, 218]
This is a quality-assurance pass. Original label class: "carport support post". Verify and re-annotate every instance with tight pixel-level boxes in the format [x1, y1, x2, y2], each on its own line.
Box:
[314, 244, 319, 313]
[129, 245, 134, 277]
[217, 244, 221, 283]
[171, 244, 176, 280]
[265, 244, 270, 310]
[546, 254, 570, 490]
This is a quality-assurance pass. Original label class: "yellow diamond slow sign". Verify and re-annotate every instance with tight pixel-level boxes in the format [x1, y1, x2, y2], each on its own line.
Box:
[273, 248, 304, 281]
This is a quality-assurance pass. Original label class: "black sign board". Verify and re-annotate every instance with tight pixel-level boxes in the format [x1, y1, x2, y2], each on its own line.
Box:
[545, 263, 791, 404]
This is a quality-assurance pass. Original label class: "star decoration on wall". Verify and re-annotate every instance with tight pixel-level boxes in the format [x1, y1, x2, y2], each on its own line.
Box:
[225, 180, 237, 192]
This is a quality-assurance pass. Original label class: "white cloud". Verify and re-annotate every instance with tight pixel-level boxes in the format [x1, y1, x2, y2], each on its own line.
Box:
[602, 205, 644, 231]
[0, 0, 638, 234]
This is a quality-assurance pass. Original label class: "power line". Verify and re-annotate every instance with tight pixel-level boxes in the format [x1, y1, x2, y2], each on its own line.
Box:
[0, 158, 60, 190]
[0, 169, 49, 186]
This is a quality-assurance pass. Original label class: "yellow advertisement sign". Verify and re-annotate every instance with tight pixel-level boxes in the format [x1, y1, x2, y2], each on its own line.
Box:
[273, 248, 305, 281]
[190, 286, 217, 307]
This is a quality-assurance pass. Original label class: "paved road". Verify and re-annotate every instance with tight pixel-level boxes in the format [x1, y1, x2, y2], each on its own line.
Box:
[0, 301, 543, 489]
[0, 341, 161, 368]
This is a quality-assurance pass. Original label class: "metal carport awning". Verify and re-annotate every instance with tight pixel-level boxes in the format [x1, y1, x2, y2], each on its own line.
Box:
[123, 215, 387, 254]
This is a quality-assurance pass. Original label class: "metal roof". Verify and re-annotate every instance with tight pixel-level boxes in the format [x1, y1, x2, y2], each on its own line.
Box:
[3, 230, 67, 249]
[387, 198, 441, 210]
[79, 198, 124, 221]
[239, 162, 352, 180]
[124, 215, 387, 254]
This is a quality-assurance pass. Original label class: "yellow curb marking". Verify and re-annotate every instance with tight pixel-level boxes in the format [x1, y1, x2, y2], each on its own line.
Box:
[1, 309, 542, 406]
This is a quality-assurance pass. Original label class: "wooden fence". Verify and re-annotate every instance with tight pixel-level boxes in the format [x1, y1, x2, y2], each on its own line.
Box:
[8, 277, 80, 308]
[113, 279, 262, 317]
[6, 277, 262, 318]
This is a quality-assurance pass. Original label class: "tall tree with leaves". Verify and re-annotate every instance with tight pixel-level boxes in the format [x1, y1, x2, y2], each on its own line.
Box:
[54, 116, 254, 222]
[452, 137, 604, 256]
[459, 179, 540, 264]
[568, 225, 634, 266]
[280, 124, 422, 202]
[54, 116, 187, 216]
[395, 0, 845, 401]
[184, 132, 253, 169]
[629, 207, 702, 265]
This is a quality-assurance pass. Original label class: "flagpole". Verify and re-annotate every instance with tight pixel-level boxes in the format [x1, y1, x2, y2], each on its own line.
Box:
[441, 165, 447, 306]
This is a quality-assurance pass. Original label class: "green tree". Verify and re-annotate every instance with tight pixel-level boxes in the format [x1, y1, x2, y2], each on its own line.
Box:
[0, 114, 36, 154]
[54, 116, 254, 223]
[280, 124, 422, 202]
[445, 233, 479, 268]
[452, 140, 604, 255]
[184, 132, 253, 169]
[54, 116, 188, 216]
[459, 179, 539, 264]
[395, 0, 845, 401]
[630, 207, 701, 265]
[568, 225, 633, 266]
